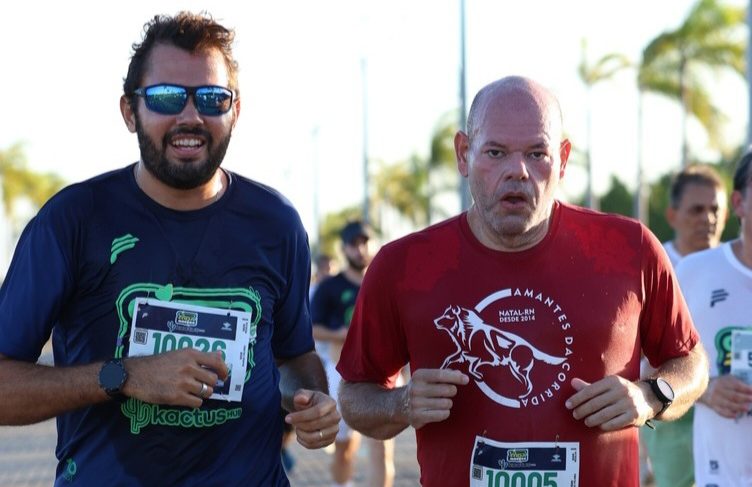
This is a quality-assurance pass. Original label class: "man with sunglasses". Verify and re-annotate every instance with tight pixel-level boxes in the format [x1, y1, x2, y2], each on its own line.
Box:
[0, 12, 338, 486]
[336, 76, 708, 486]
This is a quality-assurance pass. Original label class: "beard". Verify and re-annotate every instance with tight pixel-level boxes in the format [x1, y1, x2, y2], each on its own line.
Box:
[345, 252, 368, 272]
[135, 116, 232, 190]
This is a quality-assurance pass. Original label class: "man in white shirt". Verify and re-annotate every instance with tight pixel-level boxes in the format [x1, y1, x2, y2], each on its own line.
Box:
[675, 154, 752, 486]
[642, 164, 727, 487]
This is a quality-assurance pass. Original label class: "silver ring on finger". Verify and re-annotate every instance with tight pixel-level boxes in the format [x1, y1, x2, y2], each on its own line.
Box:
[199, 382, 209, 398]
[318, 429, 324, 440]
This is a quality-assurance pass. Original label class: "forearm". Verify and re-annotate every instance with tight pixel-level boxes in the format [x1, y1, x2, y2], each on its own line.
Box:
[277, 350, 328, 412]
[648, 343, 709, 420]
[311, 325, 346, 343]
[0, 358, 108, 425]
[696, 376, 716, 407]
[339, 380, 409, 440]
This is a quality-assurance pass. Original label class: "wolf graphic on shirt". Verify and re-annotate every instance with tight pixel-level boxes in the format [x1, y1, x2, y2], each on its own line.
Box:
[435, 304, 566, 400]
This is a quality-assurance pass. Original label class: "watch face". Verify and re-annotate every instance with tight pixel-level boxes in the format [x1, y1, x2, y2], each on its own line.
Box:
[100, 360, 126, 392]
[656, 378, 675, 402]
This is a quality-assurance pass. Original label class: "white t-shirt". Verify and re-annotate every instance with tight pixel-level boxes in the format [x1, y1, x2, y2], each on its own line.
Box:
[676, 242, 752, 486]
[663, 241, 682, 268]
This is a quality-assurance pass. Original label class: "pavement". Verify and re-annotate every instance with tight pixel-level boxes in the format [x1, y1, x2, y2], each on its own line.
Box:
[0, 419, 419, 487]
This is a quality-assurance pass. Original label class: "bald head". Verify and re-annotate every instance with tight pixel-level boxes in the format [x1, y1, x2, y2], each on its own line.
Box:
[456, 75, 571, 251]
[466, 76, 564, 147]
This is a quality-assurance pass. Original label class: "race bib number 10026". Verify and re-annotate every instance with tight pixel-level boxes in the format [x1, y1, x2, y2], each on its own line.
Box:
[470, 437, 579, 487]
[128, 298, 253, 402]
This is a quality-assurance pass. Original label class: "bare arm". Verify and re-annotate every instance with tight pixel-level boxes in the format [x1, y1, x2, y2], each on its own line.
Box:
[647, 343, 709, 419]
[565, 343, 708, 430]
[311, 324, 348, 344]
[277, 350, 340, 448]
[339, 368, 469, 440]
[0, 349, 227, 426]
[0, 354, 108, 425]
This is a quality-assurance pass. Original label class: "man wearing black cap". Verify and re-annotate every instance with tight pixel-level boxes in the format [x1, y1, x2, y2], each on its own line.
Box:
[312, 221, 394, 487]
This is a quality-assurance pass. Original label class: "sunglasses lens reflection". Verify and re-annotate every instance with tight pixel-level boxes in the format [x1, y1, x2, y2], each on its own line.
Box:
[194, 87, 233, 115]
[145, 86, 187, 115]
[141, 85, 233, 116]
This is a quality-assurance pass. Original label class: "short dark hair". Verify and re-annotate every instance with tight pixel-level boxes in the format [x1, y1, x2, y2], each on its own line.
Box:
[733, 150, 752, 194]
[668, 164, 725, 208]
[122, 12, 239, 103]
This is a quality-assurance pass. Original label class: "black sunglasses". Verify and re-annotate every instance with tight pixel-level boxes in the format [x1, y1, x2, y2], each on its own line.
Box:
[132, 84, 234, 116]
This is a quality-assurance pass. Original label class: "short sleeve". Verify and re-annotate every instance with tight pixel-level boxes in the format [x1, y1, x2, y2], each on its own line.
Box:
[310, 278, 331, 327]
[270, 214, 314, 359]
[0, 213, 75, 361]
[639, 225, 699, 366]
[337, 244, 408, 388]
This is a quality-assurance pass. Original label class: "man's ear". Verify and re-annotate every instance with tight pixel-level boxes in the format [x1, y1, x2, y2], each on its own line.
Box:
[731, 190, 746, 220]
[455, 131, 470, 178]
[120, 95, 137, 133]
[231, 96, 241, 129]
[558, 139, 571, 177]
[666, 206, 677, 230]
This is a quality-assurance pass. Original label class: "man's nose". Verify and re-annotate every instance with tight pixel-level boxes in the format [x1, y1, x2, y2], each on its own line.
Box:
[175, 96, 204, 124]
[701, 209, 717, 223]
[502, 152, 529, 180]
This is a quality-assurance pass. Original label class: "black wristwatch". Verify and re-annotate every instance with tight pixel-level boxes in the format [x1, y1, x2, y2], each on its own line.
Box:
[644, 377, 674, 418]
[99, 359, 128, 400]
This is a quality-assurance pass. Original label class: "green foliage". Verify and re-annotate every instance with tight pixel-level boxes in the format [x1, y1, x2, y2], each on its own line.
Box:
[371, 115, 459, 228]
[578, 40, 632, 86]
[639, 0, 745, 151]
[0, 143, 66, 217]
[647, 173, 673, 242]
[711, 150, 741, 240]
[315, 206, 364, 258]
[599, 176, 634, 217]
[429, 114, 458, 170]
[373, 155, 429, 226]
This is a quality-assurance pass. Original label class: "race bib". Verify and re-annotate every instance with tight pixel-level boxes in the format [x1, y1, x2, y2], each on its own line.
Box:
[127, 298, 253, 402]
[731, 328, 752, 386]
[470, 436, 579, 487]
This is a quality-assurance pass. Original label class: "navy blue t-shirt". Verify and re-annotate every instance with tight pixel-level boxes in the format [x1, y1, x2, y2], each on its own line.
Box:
[0, 164, 313, 486]
[310, 273, 360, 331]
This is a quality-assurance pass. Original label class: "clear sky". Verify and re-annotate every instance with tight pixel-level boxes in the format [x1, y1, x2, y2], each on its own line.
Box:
[0, 0, 748, 239]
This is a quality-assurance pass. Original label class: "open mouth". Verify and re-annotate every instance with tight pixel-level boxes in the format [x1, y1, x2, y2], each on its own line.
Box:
[167, 134, 208, 159]
[503, 195, 527, 204]
[500, 192, 530, 207]
[171, 136, 205, 149]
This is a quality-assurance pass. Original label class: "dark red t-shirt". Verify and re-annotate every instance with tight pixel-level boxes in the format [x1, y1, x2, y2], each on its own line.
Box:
[338, 202, 698, 487]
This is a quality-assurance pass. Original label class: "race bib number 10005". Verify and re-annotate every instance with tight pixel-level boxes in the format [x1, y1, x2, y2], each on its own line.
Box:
[127, 298, 253, 402]
[470, 436, 579, 487]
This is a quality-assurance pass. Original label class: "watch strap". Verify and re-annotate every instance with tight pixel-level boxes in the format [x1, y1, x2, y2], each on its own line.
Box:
[644, 378, 673, 418]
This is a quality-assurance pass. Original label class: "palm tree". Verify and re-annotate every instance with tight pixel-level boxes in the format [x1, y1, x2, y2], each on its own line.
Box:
[373, 116, 458, 229]
[0, 144, 66, 273]
[0, 144, 66, 218]
[578, 39, 631, 209]
[640, 0, 745, 167]
[632, 0, 744, 223]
